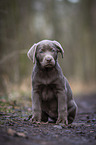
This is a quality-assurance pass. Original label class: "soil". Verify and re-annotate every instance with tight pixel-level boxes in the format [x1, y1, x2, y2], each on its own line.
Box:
[0, 93, 96, 145]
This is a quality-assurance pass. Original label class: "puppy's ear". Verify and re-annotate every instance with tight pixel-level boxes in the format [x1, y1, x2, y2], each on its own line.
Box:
[27, 43, 37, 63]
[53, 40, 64, 58]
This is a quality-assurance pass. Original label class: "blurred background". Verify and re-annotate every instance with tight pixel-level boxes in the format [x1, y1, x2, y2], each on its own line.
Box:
[0, 0, 96, 99]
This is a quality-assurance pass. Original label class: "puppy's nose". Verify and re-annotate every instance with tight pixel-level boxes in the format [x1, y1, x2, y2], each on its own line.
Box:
[45, 57, 52, 62]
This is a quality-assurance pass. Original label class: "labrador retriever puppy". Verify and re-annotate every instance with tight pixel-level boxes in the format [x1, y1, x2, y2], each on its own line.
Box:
[27, 40, 77, 124]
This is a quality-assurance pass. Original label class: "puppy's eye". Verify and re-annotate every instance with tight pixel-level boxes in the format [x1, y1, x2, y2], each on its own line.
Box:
[51, 49, 55, 52]
[39, 50, 43, 53]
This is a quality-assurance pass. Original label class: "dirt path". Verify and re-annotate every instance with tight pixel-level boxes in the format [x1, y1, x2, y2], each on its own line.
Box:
[0, 94, 96, 145]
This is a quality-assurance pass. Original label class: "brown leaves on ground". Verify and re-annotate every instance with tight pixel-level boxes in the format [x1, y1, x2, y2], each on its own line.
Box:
[7, 128, 28, 138]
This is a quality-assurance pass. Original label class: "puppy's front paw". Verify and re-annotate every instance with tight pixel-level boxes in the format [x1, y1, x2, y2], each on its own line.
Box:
[30, 114, 41, 124]
[56, 117, 68, 125]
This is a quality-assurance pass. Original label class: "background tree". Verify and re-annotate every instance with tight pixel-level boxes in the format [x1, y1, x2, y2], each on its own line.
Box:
[0, 0, 96, 95]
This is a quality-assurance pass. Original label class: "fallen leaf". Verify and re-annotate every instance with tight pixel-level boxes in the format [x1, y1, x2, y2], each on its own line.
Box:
[53, 125, 62, 129]
[16, 132, 27, 138]
[90, 131, 94, 133]
[7, 128, 28, 138]
[7, 128, 16, 136]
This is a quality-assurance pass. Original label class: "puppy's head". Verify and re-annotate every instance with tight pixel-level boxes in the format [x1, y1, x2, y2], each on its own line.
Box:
[27, 40, 64, 68]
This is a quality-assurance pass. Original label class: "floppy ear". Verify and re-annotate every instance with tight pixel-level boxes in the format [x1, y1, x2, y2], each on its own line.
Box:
[53, 40, 64, 58]
[27, 43, 37, 63]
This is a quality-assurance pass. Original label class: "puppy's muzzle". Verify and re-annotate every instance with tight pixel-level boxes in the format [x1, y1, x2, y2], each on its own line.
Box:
[45, 56, 52, 62]
[43, 55, 55, 67]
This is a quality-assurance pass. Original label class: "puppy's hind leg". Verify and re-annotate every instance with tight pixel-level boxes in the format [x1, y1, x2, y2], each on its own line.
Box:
[67, 100, 77, 124]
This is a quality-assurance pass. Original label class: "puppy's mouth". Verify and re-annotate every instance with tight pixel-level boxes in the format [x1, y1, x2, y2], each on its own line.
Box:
[45, 63, 54, 68]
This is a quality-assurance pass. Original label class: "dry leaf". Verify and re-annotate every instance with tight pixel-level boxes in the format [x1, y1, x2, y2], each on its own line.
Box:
[7, 128, 28, 138]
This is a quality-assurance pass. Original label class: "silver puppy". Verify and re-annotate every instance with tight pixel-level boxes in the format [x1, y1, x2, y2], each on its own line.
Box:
[27, 40, 77, 124]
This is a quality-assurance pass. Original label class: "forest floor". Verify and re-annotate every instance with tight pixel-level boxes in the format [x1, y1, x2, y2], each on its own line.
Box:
[0, 93, 96, 145]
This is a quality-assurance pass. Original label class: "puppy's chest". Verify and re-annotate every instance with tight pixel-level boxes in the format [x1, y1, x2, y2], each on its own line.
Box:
[40, 85, 57, 101]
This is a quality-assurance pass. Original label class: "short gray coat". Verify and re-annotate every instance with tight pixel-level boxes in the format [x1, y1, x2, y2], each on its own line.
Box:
[27, 40, 77, 124]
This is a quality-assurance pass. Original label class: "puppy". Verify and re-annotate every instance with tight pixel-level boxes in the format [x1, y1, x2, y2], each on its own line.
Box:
[27, 40, 77, 124]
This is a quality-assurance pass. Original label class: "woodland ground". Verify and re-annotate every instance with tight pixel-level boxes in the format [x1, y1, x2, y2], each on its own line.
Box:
[0, 93, 96, 145]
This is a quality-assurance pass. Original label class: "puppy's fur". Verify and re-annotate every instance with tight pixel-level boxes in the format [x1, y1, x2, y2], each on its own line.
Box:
[27, 40, 77, 124]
